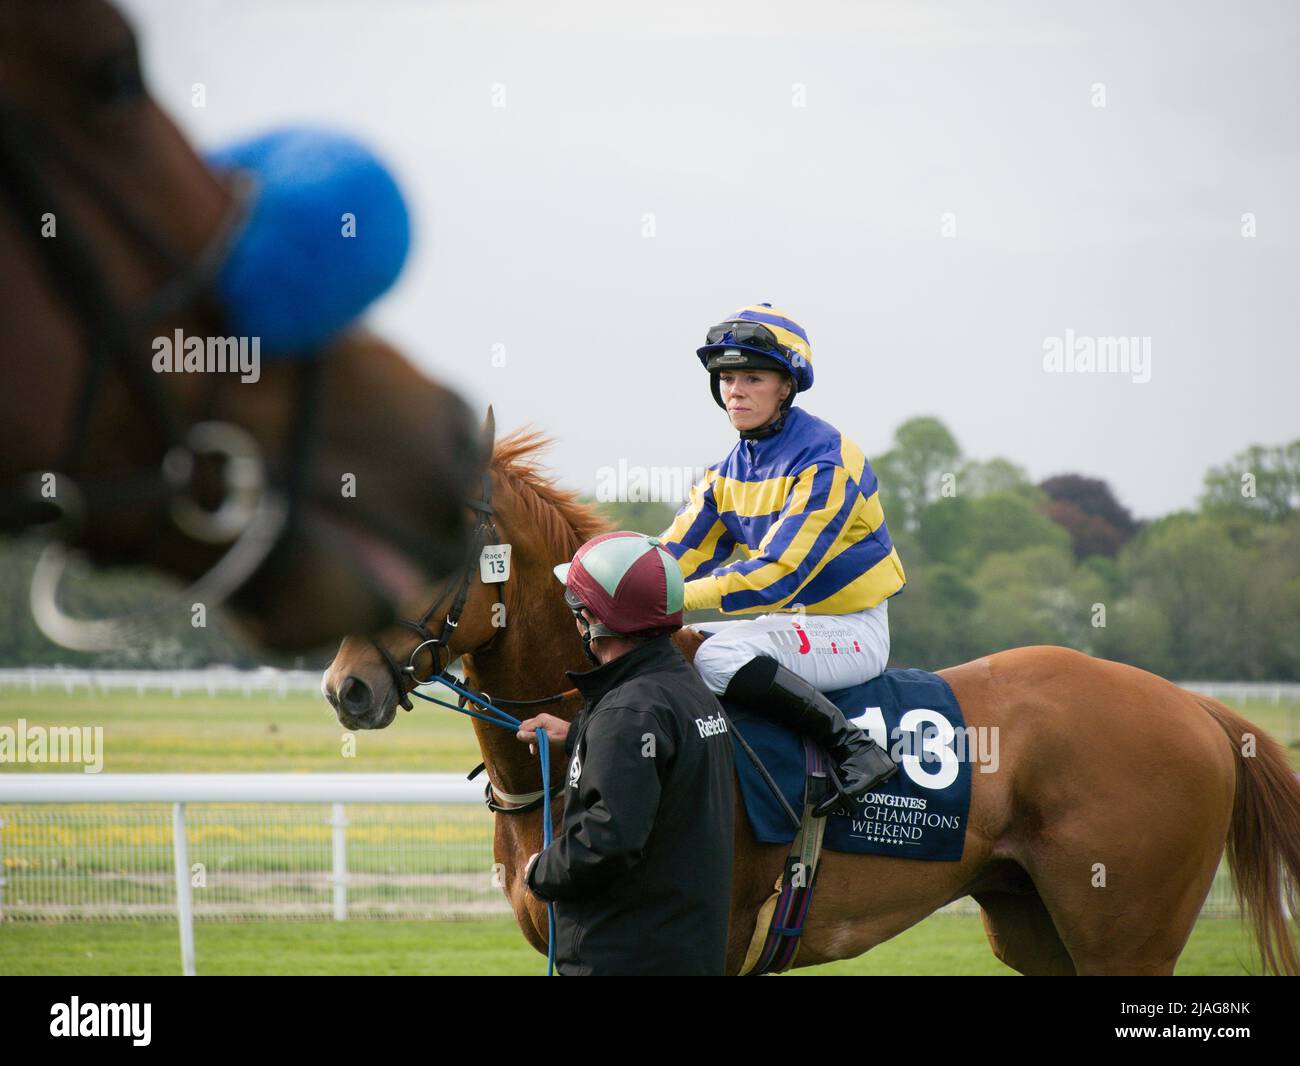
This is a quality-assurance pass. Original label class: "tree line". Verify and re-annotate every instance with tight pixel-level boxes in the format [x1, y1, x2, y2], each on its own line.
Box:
[608, 420, 1298, 681]
[0, 421, 1295, 679]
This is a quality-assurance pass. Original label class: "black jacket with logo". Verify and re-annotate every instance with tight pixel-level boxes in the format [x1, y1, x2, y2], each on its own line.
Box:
[525, 634, 735, 975]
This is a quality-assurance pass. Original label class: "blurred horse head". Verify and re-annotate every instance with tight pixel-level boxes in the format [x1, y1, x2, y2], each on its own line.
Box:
[0, 0, 487, 652]
[322, 427, 611, 731]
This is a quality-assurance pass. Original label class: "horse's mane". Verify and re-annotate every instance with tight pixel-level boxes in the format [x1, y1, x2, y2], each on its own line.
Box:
[491, 428, 611, 558]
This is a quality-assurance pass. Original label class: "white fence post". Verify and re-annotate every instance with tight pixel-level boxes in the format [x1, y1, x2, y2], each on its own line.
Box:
[172, 802, 196, 977]
[0, 775, 487, 926]
[330, 802, 349, 922]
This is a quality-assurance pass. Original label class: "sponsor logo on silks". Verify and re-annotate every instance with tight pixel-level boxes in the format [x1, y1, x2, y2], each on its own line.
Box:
[768, 621, 867, 656]
[568, 752, 582, 788]
[769, 623, 812, 655]
[695, 713, 729, 738]
[50, 998, 151, 1046]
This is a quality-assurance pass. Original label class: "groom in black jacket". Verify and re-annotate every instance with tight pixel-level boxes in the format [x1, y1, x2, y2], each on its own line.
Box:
[519, 532, 735, 976]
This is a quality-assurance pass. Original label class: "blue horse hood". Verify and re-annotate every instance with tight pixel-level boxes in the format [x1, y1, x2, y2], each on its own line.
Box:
[207, 125, 411, 355]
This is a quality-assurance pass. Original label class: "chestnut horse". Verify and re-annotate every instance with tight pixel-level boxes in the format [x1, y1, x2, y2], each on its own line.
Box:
[0, 0, 484, 651]
[324, 430, 1300, 975]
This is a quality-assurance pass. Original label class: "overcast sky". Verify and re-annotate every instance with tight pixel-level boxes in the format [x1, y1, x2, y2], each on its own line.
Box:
[121, 0, 1298, 519]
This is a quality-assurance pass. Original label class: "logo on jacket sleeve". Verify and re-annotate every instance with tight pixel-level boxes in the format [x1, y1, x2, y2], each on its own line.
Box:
[695, 714, 729, 738]
[568, 751, 582, 788]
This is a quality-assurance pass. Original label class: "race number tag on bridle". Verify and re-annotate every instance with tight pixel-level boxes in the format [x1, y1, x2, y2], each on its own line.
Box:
[479, 544, 511, 583]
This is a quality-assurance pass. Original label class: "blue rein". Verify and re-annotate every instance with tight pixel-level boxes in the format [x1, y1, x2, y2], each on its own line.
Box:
[409, 671, 558, 976]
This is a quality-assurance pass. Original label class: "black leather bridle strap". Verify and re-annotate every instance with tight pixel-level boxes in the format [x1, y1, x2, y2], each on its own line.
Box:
[372, 471, 504, 710]
[0, 87, 337, 626]
[0, 97, 188, 466]
[0, 87, 495, 651]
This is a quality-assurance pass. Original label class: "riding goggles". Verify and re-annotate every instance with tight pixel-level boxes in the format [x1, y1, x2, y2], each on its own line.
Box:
[704, 320, 790, 356]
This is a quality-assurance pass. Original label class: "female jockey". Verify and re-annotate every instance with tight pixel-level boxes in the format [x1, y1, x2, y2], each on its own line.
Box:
[658, 303, 905, 815]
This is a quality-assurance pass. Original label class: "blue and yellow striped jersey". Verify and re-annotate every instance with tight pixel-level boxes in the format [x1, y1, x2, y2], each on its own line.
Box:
[659, 407, 906, 615]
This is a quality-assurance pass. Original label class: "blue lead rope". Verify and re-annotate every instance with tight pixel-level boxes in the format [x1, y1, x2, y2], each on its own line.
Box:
[410, 673, 558, 976]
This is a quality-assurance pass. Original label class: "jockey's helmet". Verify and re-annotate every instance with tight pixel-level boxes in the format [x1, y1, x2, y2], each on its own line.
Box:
[696, 303, 814, 410]
[553, 532, 685, 651]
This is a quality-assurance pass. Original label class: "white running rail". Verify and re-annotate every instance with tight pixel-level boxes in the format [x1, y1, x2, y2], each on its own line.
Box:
[0, 774, 489, 976]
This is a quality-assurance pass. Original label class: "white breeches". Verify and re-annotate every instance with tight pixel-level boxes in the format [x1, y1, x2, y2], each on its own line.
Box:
[686, 600, 891, 696]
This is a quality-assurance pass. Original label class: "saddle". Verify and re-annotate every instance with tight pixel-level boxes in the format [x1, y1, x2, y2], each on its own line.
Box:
[723, 667, 973, 974]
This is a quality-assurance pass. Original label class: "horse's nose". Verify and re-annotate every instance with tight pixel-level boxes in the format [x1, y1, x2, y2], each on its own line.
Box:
[339, 676, 373, 717]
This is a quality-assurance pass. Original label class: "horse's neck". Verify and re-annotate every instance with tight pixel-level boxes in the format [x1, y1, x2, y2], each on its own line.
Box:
[461, 594, 585, 797]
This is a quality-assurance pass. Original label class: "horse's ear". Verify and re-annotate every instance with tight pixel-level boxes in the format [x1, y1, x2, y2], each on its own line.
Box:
[480, 405, 496, 459]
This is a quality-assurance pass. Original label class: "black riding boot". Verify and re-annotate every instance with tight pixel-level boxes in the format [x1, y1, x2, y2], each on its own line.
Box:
[725, 655, 897, 817]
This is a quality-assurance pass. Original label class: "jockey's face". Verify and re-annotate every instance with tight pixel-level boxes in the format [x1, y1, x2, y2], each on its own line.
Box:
[718, 368, 792, 432]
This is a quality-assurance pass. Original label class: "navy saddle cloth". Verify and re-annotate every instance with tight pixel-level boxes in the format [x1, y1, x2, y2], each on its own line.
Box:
[725, 667, 972, 861]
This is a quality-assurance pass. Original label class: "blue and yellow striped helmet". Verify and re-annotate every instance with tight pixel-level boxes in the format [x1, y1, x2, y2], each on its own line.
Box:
[696, 303, 814, 409]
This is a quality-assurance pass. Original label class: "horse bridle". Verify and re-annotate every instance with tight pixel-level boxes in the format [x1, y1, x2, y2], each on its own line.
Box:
[0, 91, 488, 653]
[372, 471, 507, 711]
[366, 471, 589, 813]
[0, 86, 329, 650]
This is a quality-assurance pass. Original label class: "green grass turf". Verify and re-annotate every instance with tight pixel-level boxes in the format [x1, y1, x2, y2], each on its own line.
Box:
[1, 688, 1295, 773]
[0, 687, 479, 774]
[0, 686, 1294, 975]
[0, 911, 1269, 977]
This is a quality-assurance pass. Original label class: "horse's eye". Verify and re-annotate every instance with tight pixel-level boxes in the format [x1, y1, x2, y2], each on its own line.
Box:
[86, 47, 146, 104]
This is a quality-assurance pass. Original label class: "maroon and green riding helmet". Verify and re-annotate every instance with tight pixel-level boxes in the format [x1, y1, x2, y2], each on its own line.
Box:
[553, 531, 685, 639]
